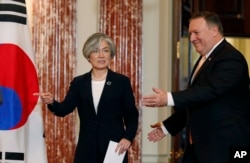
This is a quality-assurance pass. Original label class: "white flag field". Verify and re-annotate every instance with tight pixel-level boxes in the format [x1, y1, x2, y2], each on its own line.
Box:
[0, 0, 47, 162]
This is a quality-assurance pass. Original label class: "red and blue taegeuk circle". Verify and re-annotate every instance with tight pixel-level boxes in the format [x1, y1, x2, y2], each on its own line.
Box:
[0, 43, 39, 130]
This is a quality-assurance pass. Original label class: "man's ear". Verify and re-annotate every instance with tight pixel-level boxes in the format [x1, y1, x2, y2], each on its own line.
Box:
[211, 25, 219, 36]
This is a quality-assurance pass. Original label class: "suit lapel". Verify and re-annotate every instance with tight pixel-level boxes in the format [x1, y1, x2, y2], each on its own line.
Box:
[83, 71, 97, 115]
[189, 39, 227, 86]
[190, 57, 207, 84]
[96, 69, 113, 115]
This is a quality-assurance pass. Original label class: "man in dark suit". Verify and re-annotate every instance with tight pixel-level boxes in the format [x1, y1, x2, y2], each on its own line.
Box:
[142, 11, 250, 163]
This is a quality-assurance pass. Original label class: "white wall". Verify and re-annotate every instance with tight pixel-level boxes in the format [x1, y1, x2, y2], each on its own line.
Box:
[142, 0, 172, 162]
[76, 0, 99, 75]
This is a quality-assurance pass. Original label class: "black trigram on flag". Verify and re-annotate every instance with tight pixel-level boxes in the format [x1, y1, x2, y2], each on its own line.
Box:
[0, 0, 26, 24]
[0, 151, 24, 162]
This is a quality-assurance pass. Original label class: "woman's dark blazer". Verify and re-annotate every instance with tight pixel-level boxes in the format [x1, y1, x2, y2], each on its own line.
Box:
[48, 69, 139, 163]
[163, 39, 250, 163]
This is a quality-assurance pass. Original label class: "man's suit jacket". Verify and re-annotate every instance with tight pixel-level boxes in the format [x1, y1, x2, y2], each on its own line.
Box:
[163, 39, 250, 163]
[48, 69, 139, 163]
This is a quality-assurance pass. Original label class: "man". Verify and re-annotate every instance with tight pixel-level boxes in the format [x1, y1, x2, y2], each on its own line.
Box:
[142, 11, 250, 163]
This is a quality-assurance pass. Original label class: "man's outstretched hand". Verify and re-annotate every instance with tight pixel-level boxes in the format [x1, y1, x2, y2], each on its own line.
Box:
[147, 122, 166, 142]
[142, 87, 168, 107]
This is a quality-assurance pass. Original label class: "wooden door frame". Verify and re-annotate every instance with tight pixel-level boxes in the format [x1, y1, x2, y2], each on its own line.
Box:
[170, 0, 184, 162]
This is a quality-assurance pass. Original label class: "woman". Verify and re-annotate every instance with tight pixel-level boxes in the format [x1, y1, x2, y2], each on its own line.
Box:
[34, 33, 139, 163]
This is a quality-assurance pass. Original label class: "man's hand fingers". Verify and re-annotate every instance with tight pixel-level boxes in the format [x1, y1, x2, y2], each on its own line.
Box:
[152, 87, 161, 94]
[150, 122, 162, 128]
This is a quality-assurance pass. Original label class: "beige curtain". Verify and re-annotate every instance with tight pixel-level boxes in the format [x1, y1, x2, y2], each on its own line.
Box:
[32, 0, 77, 163]
[99, 0, 143, 162]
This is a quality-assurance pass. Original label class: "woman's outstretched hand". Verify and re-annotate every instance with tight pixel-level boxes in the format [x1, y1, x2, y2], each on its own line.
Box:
[33, 92, 54, 104]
